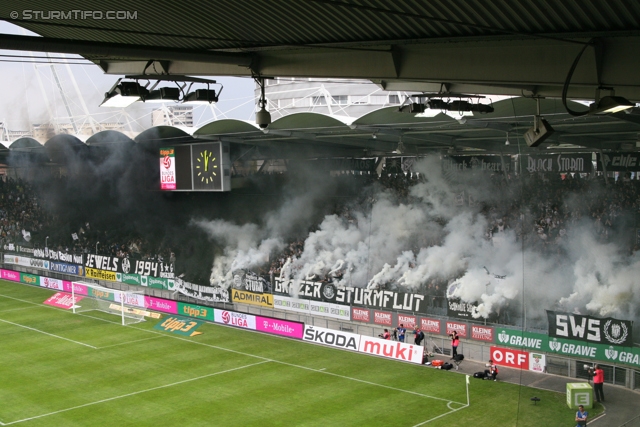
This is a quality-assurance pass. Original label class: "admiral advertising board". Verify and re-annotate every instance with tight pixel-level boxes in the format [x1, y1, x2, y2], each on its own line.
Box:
[231, 289, 274, 308]
[303, 325, 361, 351]
[274, 278, 426, 313]
[273, 295, 351, 321]
[547, 310, 633, 347]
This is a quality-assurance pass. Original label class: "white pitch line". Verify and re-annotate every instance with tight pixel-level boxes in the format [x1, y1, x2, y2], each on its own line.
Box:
[128, 324, 464, 404]
[0, 318, 97, 349]
[0, 306, 41, 313]
[2, 360, 270, 425]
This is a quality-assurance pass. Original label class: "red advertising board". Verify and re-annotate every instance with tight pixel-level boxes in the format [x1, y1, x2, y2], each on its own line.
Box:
[397, 314, 416, 328]
[490, 346, 529, 369]
[373, 310, 393, 326]
[471, 325, 494, 342]
[446, 321, 468, 338]
[420, 318, 442, 334]
[351, 307, 371, 323]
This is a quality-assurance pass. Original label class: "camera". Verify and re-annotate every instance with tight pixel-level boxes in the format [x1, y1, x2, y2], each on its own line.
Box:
[256, 106, 271, 129]
[485, 363, 491, 367]
[583, 364, 591, 370]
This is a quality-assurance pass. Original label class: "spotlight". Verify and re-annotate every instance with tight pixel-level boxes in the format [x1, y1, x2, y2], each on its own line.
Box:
[524, 116, 554, 147]
[183, 89, 218, 104]
[146, 87, 181, 103]
[100, 81, 149, 108]
[589, 96, 635, 114]
[505, 132, 510, 146]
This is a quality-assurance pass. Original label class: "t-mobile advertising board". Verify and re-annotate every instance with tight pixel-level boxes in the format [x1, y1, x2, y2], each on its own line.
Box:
[144, 296, 178, 314]
[256, 316, 304, 339]
[1, 269, 21, 282]
[358, 335, 423, 364]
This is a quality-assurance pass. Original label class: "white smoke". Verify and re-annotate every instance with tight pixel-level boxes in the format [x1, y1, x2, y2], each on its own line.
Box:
[197, 155, 640, 330]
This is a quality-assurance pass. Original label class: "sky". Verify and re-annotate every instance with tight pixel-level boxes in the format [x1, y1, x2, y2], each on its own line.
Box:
[0, 21, 256, 133]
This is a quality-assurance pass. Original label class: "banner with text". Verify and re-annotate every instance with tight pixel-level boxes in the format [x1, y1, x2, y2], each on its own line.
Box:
[547, 310, 633, 347]
[174, 278, 229, 303]
[231, 289, 274, 308]
[273, 295, 350, 321]
[523, 153, 593, 174]
[275, 278, 426, 313]
[84, 254, 174, 279]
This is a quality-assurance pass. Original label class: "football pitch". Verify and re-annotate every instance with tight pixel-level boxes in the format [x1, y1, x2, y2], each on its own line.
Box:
[0, 280, 571, 427]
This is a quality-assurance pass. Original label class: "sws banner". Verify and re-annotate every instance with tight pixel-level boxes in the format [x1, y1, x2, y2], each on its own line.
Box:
[84, 254, 174, 279]
[547, 310, 633, 347]
[274, 278, 426, 313]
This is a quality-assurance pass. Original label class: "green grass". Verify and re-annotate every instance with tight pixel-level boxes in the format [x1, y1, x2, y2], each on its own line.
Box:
[0, 279, 598, 426]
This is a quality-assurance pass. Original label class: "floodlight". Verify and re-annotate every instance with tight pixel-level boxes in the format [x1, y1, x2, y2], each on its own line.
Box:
[183, 89, 218, 104]
[589, 96, 635, 114]
[100, 81, 149, 108]
[146, 87, 181, 103]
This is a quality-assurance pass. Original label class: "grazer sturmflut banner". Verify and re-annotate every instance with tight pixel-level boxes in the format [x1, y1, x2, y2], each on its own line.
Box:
[274, 278, 426, 313]
[174, 278, 230, 303]
[547, 310, 633, 347]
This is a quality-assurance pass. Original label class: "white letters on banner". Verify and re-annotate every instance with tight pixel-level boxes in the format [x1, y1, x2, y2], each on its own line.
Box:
[273, 295, 351, 321]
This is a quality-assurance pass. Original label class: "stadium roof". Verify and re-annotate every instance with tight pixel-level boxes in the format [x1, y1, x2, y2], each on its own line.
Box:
[1, 0, 640, 100]
[3, 98, 640, 163]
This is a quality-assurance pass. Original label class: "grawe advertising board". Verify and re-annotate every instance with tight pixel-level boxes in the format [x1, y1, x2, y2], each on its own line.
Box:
[303, 325, 361, 351]
[255, 316, 303, 339]
[446, 321, 468, 338]
[214, 309, 257, 330]
[231, 289, 274, 308]
[358, 335, 423, 364]
[490, 346, 530, 369]
[273, 295, 351, 321]
[420, 318, 442, 334]
[159, 147, 177, 190]
[547, 310, 633, 347]
[495, 328, 546, 351]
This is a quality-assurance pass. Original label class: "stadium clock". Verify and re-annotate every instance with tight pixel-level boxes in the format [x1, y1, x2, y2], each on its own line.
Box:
[194, 148, 218, 184]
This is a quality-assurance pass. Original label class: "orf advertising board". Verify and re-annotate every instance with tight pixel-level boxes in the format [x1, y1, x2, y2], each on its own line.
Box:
[490, 346, 529, 369]
[159, 147, 177, 190]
